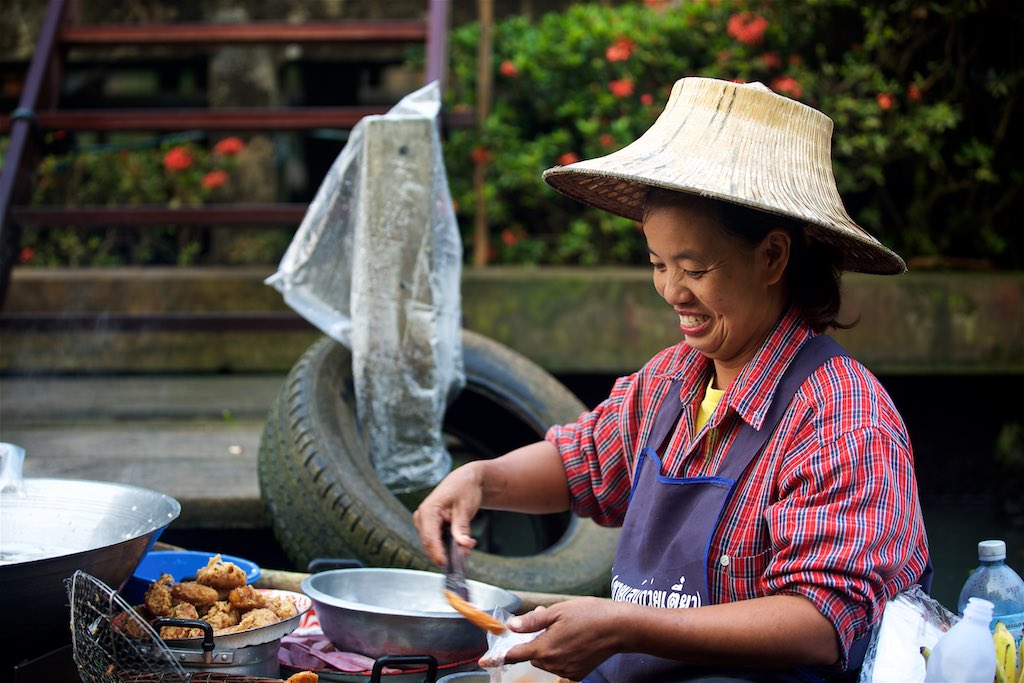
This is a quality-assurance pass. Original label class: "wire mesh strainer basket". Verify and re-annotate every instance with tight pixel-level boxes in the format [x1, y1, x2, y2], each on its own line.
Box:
[67, 570, 301, 683]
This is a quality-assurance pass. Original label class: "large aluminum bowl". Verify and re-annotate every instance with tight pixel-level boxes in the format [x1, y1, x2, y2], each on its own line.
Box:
[301, 568, 521, 662]
[0, 476, 180, 670]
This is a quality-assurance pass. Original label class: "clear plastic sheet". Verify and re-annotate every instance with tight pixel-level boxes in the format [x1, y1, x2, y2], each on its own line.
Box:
[266, 82, 464, 493]
[480, 607, 560, 683]
[858, 584, 959, 683]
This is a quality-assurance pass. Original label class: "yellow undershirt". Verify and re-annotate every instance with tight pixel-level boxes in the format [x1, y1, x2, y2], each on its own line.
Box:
[695, 376, 725, 433]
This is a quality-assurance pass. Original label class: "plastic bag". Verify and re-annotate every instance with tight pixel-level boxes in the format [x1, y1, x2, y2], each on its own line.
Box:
[480, 607, 560, 683]
[266, 82, 464, 493]
[858, 584, 959, 683]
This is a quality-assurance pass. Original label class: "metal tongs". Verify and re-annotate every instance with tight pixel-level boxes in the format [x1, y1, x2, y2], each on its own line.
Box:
[443, 523, 470, 600]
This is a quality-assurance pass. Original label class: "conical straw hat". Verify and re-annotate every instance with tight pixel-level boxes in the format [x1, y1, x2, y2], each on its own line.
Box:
[542, 77, 906, 274]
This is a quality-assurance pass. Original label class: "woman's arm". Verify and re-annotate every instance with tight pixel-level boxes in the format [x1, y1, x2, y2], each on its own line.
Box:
[412, 439, 571, 566]
[493, 592, 839, 682]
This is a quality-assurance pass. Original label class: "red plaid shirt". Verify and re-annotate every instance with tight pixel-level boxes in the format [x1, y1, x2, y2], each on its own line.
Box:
[546, 306, 930, 665]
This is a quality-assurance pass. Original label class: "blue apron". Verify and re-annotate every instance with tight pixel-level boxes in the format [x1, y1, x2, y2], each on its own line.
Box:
[584, 335, 907, 683]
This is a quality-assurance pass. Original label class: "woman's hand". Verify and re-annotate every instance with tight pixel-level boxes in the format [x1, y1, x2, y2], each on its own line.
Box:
[412, 463, 484, 566]
[482, 598, 626, 682]
[413, 441, 572, 566]
[479, 593, 840, 680]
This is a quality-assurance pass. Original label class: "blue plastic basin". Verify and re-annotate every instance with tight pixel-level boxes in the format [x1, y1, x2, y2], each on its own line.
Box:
[121, 549, 261, 605]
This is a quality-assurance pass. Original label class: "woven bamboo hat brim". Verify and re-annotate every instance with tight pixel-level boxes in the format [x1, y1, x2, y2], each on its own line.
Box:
[542, 77, 906, 275]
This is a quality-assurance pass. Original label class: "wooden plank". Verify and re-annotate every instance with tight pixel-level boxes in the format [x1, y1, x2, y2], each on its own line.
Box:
[11, 204, 308, 226]
[58, 20, 428, 46]
[0, 107, 386, 132]
[0, 108, 474, 134]
[0, 311, 313, 332]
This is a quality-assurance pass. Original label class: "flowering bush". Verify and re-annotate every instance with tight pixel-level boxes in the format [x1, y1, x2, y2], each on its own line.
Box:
[23, 135, 247, 266]
[439, 1, 1022, 269]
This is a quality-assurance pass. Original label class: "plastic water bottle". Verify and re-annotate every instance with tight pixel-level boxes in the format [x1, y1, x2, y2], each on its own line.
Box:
[924, 597, 997, 682]
[957, 539, 1024, 647]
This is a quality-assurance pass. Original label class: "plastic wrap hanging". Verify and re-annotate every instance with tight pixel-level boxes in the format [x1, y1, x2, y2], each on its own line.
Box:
[266, 82, 464, 493]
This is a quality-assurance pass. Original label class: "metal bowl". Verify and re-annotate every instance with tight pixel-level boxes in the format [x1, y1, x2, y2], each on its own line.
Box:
[301, 568, 521, 662]
[1, 476, 180, 669]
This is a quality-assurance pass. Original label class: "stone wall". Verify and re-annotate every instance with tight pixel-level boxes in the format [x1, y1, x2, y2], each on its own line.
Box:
[3, 267, 1022, 376]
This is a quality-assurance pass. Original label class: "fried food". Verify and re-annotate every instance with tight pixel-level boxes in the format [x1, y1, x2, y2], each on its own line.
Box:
[143, 573, 175, 617]
[265, 593, 298, 620]
[227, 583, 266, 611]
[237, 607, 278, 630]
[285, 673, 319, 683]
[195, 553, 247, 590]
[202, 600, 240, 630]
[159, 602, 204, 640]
[115, 608, 150, 639]
[171, 580, 219, 608]
[130, 553, 299, 642]
[444, 590, 506, 635]
[217, 606, 279, 634]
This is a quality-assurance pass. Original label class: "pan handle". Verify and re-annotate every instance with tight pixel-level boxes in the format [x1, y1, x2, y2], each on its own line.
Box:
[369, 654, 439, 683]
[151, 618, 215, 653]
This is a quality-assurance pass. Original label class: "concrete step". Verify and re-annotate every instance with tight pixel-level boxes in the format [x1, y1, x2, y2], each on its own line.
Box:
[1, 374, 284, 529]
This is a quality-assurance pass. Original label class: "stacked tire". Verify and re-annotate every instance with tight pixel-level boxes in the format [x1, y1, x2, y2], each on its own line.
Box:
[257, 329, 619, 595]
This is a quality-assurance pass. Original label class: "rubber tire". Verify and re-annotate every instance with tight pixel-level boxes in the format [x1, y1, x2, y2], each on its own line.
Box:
[257, 330, 619, 595]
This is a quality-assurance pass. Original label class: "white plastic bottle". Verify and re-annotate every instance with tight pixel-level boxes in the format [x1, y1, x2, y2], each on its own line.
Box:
[924, 597, 997, 682]
[958, 539, 1024, 647]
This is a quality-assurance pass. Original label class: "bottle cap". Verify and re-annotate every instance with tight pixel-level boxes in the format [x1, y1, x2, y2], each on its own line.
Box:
[965, 596, 995, 621]
[978, 539, 1006, 561]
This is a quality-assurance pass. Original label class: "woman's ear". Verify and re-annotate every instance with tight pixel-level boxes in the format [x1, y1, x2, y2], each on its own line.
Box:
[760, 229, 791, 286]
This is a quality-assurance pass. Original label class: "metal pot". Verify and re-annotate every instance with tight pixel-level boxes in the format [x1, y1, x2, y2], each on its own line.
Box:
[0, 443, 181, 671]
[301, 568, 521, 663]
[435, 673, 489, 683]
[155, 589, 311, 676]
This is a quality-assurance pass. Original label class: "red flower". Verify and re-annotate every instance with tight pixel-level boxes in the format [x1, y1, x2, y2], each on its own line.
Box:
[788, 54, 802, 67]
[499, 60, 518, 77]
[163, 146, 194, 172]
[470, 146, 491, 165]
[213, 136, 245, 156]
[606, 37, 635, 62]
[201, 170, 229, 189]
[609, 78, 634, 98]
[759, 52, 782, 70]
[876, 93, 893, 110]
[770, 75, 803, 99]
[500, 228, 521, 247]
[727, 12, 768, 46]
[907, 83, 922, 102]
[640, 93, 654, 106]
[556, 151, 579, 166]
[599, 133, 616, 148]
[18, 246, 34, 263]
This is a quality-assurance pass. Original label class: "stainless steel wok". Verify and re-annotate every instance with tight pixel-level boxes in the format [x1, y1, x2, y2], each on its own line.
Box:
[0, 444, 181, 671]
[302, 568, 522, 663]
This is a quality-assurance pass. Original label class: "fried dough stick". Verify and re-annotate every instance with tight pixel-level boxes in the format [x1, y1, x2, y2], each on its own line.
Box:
[444, 590, 506, 635]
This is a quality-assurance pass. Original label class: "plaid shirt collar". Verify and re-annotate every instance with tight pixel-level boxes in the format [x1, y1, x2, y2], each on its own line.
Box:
[656, 305, 814, 432]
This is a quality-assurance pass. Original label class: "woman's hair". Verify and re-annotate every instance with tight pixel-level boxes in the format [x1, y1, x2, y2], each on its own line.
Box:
[643, 188, 853, 333]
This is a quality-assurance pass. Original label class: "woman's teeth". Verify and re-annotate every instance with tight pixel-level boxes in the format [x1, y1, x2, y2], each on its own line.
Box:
[679, 314, 707, 327]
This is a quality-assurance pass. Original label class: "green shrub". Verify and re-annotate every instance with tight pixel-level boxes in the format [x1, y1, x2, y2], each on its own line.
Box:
[20, 134, 255, 267]
[440, 0, 1022, 269]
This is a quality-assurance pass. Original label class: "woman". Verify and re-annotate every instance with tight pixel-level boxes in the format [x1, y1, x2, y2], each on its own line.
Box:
[413, 77, 930, 682]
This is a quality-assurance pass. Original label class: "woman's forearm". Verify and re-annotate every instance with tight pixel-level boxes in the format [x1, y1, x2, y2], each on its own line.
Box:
[474, 440, 572, 514]
[619, 593, 840, 667]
